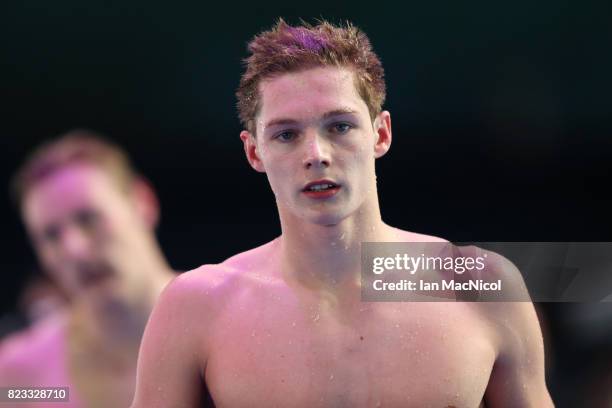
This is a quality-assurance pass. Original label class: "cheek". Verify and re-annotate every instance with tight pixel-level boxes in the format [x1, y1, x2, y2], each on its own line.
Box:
[47, 267, 70, 286]
[30, 234, 60, 261]
[96, 220, 136, 252]
[256, 140, 269, 156]
[346, 153, 376, 194]
[265, 168, 287, 199]
[98, 203, 139, 236]
[38, 245, 60, 269]
[263, 156, 294, 192]
[345, 147, 374, 173]
[36, 248, 74, 288]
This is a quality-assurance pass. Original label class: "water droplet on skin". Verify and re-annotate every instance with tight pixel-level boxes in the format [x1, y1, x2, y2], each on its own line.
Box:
[251, 330, 256, 337]
[329, 374, 334, 380]
[395, 323, 400, 328]
[292, 322, 296, 327]
[313, 313, 320, 322]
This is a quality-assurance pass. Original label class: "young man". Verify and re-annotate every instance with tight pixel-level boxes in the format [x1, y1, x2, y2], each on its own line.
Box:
[0, 131, 175, 408]
[131, 20, 553, 407]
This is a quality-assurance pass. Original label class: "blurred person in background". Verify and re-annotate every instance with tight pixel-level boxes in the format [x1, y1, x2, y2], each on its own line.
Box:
[0, 130, 175, 408]
[17, 272, 69, 325]
[0, 270, 67, 340]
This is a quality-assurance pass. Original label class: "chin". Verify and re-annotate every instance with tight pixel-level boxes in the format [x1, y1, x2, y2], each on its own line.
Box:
[281, 197, 356, 227]
[301, 208, 351, 227]
[81, 278, 120, 299]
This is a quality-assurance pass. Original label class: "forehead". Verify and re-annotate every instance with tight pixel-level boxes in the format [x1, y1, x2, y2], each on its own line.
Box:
[22, 163, 125, 223]
[257, 66, 367, 125]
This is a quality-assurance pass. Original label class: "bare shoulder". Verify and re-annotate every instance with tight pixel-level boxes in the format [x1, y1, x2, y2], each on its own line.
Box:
[452, 244, 532, 319]
[158, 263, 239, 317]
[453, 246, 553, 405]
[0, 330, 33, 378]
[390, 227, 448, 243]
[220, 238, 279, 271]
[0, 315, 65, 383]
[158, 239, 280, 318]
[458, 244, 530, 302]
[131, 240, 281, 408]
[132, 261, 246, 407]
[386, 229, 529, 303]
[459, 248, 553, 405]
[381, 231, 552, 403]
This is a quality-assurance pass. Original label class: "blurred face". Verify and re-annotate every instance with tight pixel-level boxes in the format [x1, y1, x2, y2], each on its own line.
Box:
[241, 66, 391, 226]
[22, 162, 154, 302]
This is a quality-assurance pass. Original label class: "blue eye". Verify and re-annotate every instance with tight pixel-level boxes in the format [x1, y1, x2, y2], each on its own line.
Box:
[275, 131, 296, 142]
[331, 123, 352, 134]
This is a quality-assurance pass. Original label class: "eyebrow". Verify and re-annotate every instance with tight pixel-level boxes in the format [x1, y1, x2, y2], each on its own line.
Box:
[263, 108, 359, 130]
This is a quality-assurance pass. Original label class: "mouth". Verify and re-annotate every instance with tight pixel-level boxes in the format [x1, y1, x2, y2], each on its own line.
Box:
[76, 263, 114, 288]
[302, 180, 341, 199]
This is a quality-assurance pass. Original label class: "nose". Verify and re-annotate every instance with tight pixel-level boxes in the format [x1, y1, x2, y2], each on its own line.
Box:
[302, 131, 331, 169]
[60, 225, 92, 260]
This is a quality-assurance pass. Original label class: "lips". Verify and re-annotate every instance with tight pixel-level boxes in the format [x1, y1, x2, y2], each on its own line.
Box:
[302, 179, 341, 199]
[76, 263, 114, 288]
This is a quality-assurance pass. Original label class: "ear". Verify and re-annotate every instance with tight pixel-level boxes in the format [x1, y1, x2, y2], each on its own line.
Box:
[373, 111, 392, 159]
[240, 130, 265, 173]
[131, 178, 160, 229]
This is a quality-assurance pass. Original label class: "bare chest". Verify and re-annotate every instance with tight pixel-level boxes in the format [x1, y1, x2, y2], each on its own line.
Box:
[205, 300, 495, 408]
[66, 338, 138, 408]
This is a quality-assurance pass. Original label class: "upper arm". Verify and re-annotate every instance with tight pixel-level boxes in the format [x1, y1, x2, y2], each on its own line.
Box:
[130, 274, 208, 408]
[480, 252, 554, 407]
[484, 302, 554, 407]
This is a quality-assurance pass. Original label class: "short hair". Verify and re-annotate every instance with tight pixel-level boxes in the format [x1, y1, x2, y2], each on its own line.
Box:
[11, 129, 138, 205]
[236, 18, 386, 134]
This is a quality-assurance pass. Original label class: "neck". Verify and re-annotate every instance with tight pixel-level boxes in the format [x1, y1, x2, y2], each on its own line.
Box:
[278, 195, 397, 296]
[72, 263, 173, 347]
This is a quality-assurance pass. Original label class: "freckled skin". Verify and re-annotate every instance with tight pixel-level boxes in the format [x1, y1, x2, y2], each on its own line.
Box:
[131, 67, 554, 408]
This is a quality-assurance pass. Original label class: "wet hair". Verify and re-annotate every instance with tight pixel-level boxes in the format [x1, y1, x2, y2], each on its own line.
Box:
[236, 18, 386, 134]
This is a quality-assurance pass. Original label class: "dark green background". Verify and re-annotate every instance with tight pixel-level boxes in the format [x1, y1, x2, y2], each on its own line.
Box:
[0, 2, 611, 404]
